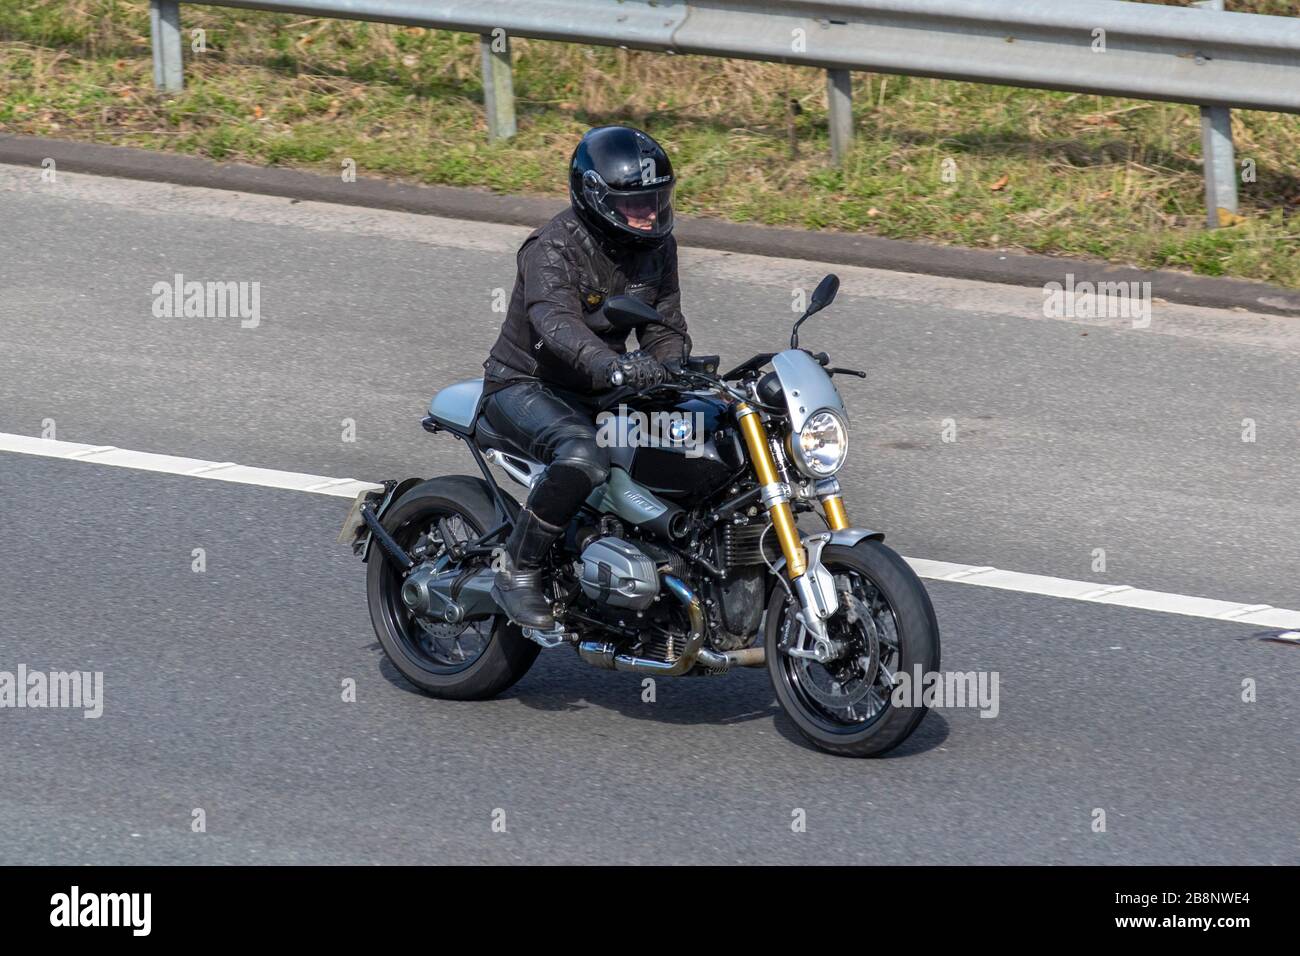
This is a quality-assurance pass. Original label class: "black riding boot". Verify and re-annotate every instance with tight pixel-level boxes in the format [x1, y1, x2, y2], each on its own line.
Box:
[492, 508, 564, 629]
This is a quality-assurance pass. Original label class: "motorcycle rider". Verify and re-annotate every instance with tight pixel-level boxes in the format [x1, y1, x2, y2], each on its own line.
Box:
[482, 125, 690, 630]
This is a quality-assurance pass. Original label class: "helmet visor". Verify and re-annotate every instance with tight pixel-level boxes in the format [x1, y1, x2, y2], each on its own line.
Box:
[583, 171, 674, 239]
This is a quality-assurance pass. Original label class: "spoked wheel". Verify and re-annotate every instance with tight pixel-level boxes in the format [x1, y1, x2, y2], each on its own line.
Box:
[782, 572, 899, 728]
[366, 476, 538, 700]
[766, 539, 940, 757]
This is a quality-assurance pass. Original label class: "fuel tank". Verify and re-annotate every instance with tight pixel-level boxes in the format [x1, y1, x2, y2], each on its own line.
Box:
[603, 395, 745, 500]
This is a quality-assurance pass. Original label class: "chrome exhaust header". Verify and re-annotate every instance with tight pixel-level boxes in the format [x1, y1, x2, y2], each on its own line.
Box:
[576, 575, 707, 676]
[576, 576, 767, 675]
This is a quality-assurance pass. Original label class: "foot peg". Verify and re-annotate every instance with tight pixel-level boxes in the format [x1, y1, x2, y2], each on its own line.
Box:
[522, 624, 577, 649]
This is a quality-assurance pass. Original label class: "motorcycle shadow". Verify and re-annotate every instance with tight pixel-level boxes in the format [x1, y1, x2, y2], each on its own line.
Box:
[377, 648, 776, 725]
[378, 650, 949, 755]
[771, 706, 950, 758]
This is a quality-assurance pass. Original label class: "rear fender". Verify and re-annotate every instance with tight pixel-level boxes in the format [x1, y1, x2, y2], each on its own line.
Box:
[343, 477, 425, 563]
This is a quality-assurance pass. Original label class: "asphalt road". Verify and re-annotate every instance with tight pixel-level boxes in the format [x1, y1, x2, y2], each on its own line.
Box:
[1, 166, 1297, 864]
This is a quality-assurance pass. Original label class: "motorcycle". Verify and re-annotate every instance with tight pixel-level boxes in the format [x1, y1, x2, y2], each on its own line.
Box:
[341, 274, 940, 756]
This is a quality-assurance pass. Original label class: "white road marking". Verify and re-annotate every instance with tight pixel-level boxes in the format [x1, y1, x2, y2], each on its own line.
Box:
[3, 431, 1297, 630]
[905, 558, 1300, 629]
[0, 432, 380, 500]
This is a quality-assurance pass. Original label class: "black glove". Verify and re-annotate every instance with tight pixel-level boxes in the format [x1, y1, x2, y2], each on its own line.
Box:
[607, 350, 669, 390]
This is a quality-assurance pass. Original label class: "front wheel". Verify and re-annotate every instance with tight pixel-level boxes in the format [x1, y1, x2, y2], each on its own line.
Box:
[766, 540, 940, 757]
[366, 475, 538, 700]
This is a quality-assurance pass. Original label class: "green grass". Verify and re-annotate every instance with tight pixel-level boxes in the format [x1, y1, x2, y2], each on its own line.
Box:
[2, 0, 1298, 286]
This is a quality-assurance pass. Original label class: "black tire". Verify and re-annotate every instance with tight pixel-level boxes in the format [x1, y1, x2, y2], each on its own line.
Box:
[766, 539, 940, 757]
[366, 475, 538, 700]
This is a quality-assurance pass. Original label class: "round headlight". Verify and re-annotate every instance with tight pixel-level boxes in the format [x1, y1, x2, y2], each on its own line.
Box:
[795, 410, 848, 477]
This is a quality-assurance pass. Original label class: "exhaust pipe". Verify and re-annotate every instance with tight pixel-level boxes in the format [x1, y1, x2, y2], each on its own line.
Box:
[576, 576, 768, 675]
[577, 575, 705, 676]
[694, 646, 766, 672]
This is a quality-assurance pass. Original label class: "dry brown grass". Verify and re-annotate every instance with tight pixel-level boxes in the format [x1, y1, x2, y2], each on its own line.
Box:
[3, 0, 1297, 285]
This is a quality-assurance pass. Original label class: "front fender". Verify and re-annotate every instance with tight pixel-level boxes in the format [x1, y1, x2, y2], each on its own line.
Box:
[769, 527, 885, 576]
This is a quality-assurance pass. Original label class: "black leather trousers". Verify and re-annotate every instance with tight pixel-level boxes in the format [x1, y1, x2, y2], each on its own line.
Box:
[481, 381, 611, 528]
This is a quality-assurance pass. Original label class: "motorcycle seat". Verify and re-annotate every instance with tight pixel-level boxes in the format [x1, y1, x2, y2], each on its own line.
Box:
[426, 379, 484, 436]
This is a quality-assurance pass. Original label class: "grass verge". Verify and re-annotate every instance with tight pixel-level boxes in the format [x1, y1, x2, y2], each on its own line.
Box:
[2, 0, 1297, 286]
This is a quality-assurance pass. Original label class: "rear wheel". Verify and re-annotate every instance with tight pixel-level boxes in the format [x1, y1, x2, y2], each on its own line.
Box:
[766, 540, 940, 757]
[366, 476, 538, 700]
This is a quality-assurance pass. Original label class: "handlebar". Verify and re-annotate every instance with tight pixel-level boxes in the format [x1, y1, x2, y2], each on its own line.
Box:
[801, 350, 867, 379]
[614, 365, 756, 406]
[608, 349, 863, 401]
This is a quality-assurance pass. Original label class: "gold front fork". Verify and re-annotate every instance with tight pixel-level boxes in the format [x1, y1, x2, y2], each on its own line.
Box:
[735, 403, 806, 578]
[817, 480, 850, 531]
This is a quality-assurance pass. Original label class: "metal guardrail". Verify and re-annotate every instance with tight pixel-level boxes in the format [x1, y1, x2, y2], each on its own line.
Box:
[150, 0, 1300, 227]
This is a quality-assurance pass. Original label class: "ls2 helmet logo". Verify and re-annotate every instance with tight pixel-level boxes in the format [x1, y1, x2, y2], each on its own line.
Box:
[638, 156, 670, 186]
[635, 131, 671, 186]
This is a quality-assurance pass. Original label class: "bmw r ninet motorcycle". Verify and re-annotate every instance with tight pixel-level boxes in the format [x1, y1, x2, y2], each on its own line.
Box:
[341, 275, 940, 756]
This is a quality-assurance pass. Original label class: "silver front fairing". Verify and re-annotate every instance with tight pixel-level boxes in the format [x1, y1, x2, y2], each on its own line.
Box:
[771, 349, 848, 432]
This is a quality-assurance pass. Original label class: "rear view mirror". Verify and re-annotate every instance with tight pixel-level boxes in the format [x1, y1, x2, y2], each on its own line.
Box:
[809, 274, 839, 313]
[791, 273, 841, 348]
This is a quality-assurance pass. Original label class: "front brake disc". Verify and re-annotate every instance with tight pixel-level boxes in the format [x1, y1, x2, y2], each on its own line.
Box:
[790, 588, 887, 711]
[843, 592, 881, 691]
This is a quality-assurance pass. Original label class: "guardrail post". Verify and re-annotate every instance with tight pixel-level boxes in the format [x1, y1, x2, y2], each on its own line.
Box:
[1194, 0, 1238, 228]
[826, 68, 853, 165]
[481, 32, 517, 142]
[1200, 105, 1238, 228]
[150, 0, 184, 93]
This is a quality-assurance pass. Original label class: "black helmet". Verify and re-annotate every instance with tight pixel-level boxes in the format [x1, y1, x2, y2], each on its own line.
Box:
[569, 126, 674, 247]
